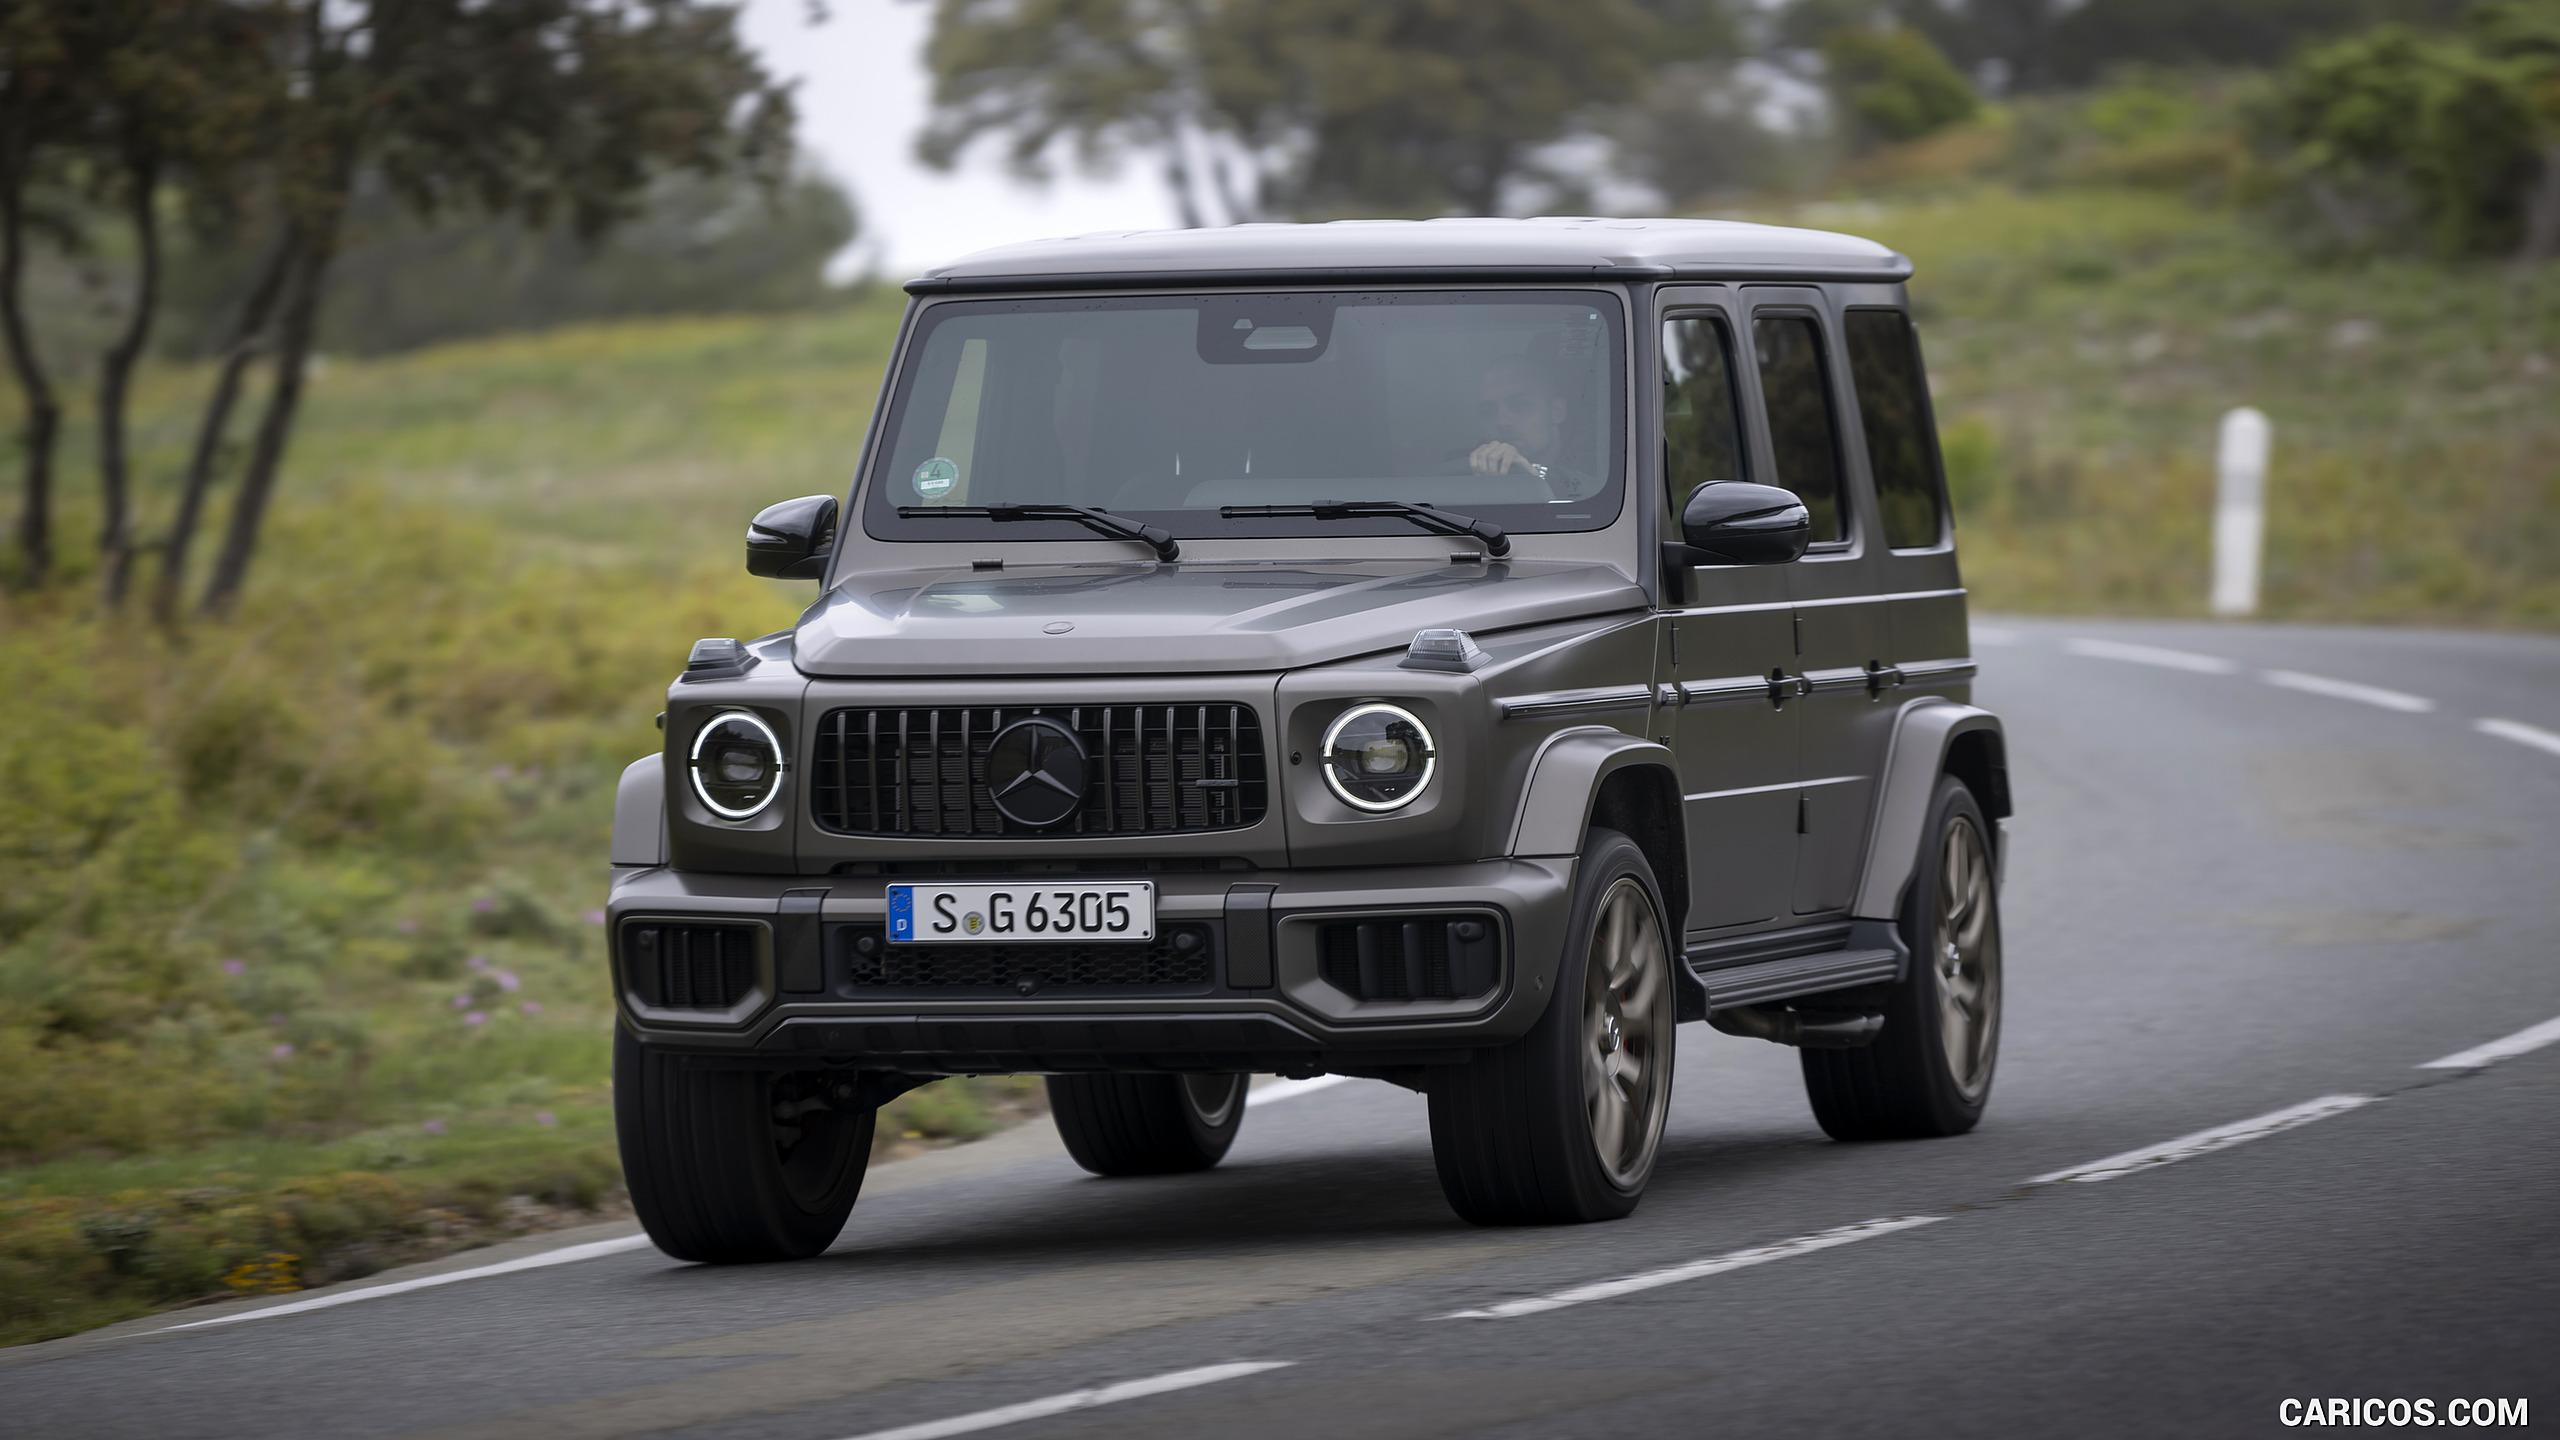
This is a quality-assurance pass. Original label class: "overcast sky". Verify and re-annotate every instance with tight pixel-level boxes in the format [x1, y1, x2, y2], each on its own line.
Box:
[739, 0, 1179, 279]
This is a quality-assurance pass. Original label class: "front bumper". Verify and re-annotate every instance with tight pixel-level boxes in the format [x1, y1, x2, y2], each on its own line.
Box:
[607, 857, 1577, 1074]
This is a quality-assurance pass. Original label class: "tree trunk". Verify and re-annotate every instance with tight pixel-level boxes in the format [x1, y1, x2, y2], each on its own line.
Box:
[201, 231, 331, 618]
[0, 170, 61, 588]
[2518, 140, 2560, 267]
[154, 230, 295, 628]
[98, 156, 162, 607]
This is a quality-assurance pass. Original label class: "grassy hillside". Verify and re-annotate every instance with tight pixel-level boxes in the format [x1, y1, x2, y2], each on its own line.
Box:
[2, 182, 2553, 1344]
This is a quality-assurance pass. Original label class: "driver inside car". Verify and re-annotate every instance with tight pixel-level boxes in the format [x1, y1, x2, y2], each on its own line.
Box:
[1459, 356, 1587, 496]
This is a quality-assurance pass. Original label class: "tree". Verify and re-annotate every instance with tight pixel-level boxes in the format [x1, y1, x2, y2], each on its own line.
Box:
[168, 0, 794, 617]
[920, 0, 1724, 222]
[0, 0, 82, 587]
[1821, 24, 1978, 151]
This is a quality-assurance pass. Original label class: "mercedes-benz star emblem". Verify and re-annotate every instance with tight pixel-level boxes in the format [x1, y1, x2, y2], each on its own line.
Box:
[984, 717, 1089, 828]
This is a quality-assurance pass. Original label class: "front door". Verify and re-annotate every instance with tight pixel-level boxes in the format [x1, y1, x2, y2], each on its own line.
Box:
[1659, 297, 1798, 932]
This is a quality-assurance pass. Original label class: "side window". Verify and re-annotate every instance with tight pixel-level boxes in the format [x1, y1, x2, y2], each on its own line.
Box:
[1751, 314, 1845, 544]
[1844, 309, 1948, 549]
[1661, 315, 1746, 520]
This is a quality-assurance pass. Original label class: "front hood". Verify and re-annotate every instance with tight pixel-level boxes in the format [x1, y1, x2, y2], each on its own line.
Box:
[793, 558, 1644, 676]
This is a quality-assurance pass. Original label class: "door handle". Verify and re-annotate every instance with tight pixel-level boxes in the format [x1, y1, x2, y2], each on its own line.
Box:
[1766, 668, 1810, 706]
[1865, 660, 1905, 698]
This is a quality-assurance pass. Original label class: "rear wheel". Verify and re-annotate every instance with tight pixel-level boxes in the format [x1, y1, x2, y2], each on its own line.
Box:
[1047, 1072, 1246, 1175]
[1802, 775, 2002, 1140]
[1427, 827, 1674, 1225]
[615, 1028, 875, 1263]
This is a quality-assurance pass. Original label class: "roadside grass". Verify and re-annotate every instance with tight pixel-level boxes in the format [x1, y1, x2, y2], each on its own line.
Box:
[4, 185, 2553, 1344]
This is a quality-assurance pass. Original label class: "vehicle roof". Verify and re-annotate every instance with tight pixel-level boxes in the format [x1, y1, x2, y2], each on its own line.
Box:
[905, 216, 1912, 293]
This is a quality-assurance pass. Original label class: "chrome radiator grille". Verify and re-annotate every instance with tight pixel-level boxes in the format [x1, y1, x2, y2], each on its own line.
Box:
[809, 705, 1268, 837]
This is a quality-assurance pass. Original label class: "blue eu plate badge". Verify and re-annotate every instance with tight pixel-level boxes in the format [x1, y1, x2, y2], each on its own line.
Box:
[888, 885, 915, 941]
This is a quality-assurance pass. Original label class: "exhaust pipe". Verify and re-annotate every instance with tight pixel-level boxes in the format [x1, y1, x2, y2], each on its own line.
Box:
[1708, 1005, 1884, 1049]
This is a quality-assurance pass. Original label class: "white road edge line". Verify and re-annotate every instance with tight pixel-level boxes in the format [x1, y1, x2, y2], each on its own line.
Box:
[2027, 1095, 2378, 1186]
[832, 1361, 1295, 1440]
[2063, 637, 2240, 674]
[2261, 669, 2436, 713]
[2419, 1014, 2560, 1071]
[162, 1233, 656, 1331]
[1437, 1215, 1944, 1321]
[2475, 717, 2560, 758]
[1248, 1074, 1351, 1107]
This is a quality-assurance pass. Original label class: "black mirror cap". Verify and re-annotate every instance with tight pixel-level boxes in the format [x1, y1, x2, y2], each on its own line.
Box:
[746, 494, 839, 580]
[1677, 482, 1811, 566]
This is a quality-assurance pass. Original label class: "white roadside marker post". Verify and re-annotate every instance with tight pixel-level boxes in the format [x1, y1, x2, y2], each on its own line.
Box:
[2211, 407, 2270, 618]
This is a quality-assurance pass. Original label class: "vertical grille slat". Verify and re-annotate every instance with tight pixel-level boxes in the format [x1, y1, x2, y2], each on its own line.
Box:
[624, 922, 758, 1010]
[810, 703, 1266, 837]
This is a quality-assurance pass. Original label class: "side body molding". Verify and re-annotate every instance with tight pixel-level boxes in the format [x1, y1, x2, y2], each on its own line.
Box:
[612, 755, 668, 867]
[1508, 727, 1678, 858]
[1852, 701, 2008, 921]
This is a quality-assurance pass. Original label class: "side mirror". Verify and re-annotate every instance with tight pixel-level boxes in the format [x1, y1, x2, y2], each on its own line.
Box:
[1674, 482, 1810, 566]
[746, 494, 838, 579]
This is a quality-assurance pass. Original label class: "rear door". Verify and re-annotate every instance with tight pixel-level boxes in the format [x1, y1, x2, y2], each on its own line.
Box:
[1742, 289, 1895, 917]
[1656, 289, 1798, 932]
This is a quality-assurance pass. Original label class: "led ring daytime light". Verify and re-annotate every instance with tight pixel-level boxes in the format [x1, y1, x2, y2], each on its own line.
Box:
[1320, 703, 1436, 813]
[689, 710, 786, 820]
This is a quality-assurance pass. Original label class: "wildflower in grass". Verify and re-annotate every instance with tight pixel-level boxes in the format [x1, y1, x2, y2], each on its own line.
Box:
[535, 1111, 557, 1127]
[423, 1119, 447, 1135]
[520, 1001, 543, 1016]
[270, 1044, 294, 1061]
[583, 909, 606, 925]
[467, 955, 489, 970]
[473, 897, 495, 914]
[495, 970, 520, 991]
[449, 994, 471, 1009]
[397, 917, 420, 934]
[491, 764, 515, 779]
[222, 959, 246, 976]
[464, 1011, 487, 1026]
[267, 1013, 286, 1027]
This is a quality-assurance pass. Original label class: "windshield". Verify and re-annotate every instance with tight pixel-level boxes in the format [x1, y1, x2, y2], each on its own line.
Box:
[861, 291, 1626, 548]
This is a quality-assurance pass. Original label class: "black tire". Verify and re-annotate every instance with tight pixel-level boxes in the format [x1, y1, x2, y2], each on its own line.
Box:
[614, 1027, 875, 1263]
[1803, 775, 2003, 1140]
[1427, 827, 1676, 1225]
[1047, 1072, 1246, 1175]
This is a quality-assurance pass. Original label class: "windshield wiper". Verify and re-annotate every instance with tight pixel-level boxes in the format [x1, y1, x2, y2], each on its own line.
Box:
[1219, 501, 1510, 558]
[898, 504, 1179, 562]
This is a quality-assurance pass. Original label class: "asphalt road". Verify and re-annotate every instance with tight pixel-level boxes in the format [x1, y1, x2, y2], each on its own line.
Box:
[9, 615, 2557, 1440]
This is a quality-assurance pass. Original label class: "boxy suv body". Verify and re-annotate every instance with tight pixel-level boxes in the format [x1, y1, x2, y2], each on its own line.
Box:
[609, 218, 2010, 1261]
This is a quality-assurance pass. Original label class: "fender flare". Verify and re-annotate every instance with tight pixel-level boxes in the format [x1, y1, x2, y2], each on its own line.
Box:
[1507, 726, 1680, 858]
[1851, 701, 2007, 921]
[612, 755, 668, 867]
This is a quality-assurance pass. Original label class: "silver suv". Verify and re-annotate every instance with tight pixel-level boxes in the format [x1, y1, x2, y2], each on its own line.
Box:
[608, 218, 2010, 1261]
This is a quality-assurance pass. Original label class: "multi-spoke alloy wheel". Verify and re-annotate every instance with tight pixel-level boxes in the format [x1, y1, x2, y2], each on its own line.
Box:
[1801, 775, 2004, 1140]
[1429, 827, 1674, 1224]
[1582, 878, 1673, 1187]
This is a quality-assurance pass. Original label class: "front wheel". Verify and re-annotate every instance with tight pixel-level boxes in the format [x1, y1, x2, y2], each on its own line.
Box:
[1047, 1072, 1246, 1175]
[1427, 827, 1675, 1225]
[615, 1028, 875, 1263]
[1802, 775, 2003, 1140]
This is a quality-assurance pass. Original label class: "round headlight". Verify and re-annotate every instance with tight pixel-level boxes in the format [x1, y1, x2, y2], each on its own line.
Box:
[689, 711, 785, 819]
[1320, 703, 1436, 813]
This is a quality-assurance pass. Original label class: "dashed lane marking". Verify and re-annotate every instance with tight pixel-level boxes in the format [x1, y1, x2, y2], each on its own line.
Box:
[2262, 669, 2436, 713]
[2419, 1014, 2560, 1071]
[833, 1362, 1295, 1440]
[163, 1234, 654, 1331]
[2063, 637, 2241, 674]
[2475, 717, 2560, 758]
[1248, 1074, 1352, 1107]
[2026, 1095, 2379, 1186]
[1436, 1216, 1945, 1321]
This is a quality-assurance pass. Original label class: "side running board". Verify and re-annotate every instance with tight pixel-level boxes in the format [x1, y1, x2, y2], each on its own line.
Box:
[1685, 920, 1906, 1012]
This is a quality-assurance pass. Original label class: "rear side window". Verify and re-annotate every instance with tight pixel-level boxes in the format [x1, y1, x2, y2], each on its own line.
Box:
[1844, 309, 1948, 549]
[1661, 315, 1747, 519]
[1751, 314, 1845, 544]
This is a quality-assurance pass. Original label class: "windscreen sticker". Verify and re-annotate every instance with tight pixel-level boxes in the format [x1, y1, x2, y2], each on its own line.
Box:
[911, 456, 959, 499]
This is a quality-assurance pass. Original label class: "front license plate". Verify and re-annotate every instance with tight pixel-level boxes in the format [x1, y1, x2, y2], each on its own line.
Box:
[887, 882, 1156, 944]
